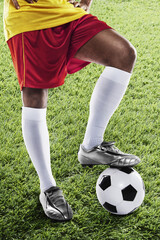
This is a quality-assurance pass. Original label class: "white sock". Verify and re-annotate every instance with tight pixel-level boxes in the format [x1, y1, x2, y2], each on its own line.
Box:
[82, 67, 131, 150]
[22, 107, 56, 192]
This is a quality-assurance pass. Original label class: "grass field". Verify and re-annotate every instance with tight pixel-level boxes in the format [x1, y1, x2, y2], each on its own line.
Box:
[0, 0, 160, 239]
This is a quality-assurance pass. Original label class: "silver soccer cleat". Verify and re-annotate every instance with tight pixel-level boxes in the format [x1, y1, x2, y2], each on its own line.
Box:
[78, 141, 140, 168]
[39, 186, 73, 221]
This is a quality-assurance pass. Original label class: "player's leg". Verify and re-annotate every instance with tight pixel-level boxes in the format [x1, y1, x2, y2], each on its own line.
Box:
[21, 87, 55, 191]
[75, 29, 140, 167]
[22, 87, 73, 221]
[75, 29, 136, 73]
[7, 29, 74, 221]
[22, 87, 48, 108]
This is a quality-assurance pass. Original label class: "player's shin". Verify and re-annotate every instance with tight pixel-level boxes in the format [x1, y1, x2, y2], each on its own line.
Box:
[82, 66, 131, 150]
[22, 107, 56, 192]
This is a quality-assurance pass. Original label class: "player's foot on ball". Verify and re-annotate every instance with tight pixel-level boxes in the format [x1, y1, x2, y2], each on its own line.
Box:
[39, 186, 73, 221]
[78, 141, 140, 168]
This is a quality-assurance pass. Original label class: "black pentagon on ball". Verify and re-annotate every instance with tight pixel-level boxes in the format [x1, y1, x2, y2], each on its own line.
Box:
[122, 184, 137, 201]
[103, 202, 117, 213]
[99, 175, 111, 191]
[119, 167, 134, 174]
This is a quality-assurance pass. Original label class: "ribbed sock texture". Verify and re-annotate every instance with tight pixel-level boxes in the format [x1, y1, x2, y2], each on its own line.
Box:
[82, 67, 131, 150]
[22, 107, 56, 192]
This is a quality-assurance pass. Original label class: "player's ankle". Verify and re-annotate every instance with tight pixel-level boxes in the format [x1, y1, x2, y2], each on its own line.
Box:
[82, 140, 102, 151]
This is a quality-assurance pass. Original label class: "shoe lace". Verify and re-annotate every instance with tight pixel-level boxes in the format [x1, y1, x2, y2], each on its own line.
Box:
[97, 141, 123, 154]
[45, 187, 64, 206]
[44, 187, 69, 219]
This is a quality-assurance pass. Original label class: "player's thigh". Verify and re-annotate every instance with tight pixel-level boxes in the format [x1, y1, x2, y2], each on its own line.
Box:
[22, 87, 48, 108]
[74, 29, 136, 70]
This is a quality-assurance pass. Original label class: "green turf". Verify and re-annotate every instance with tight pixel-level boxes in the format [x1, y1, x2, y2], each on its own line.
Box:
[0, 0, 160, 239]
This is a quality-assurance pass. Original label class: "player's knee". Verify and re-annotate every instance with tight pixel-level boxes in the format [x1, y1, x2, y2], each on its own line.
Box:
[22, 88, 48, 108]
[119, 42, 137, 69]
[102, 40, 137, 72]
[126, 44, 137, 64]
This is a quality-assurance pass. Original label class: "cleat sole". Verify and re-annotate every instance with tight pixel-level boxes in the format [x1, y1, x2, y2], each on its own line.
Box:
[82, 164, 93, 168]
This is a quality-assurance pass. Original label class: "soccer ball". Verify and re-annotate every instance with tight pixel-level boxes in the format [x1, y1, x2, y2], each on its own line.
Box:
[96, 167, 145, 215]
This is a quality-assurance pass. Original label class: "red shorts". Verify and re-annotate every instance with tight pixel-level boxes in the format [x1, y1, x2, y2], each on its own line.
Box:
[7, 14, 111, 90]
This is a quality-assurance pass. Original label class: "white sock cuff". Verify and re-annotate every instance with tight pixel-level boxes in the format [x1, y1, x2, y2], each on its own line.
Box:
[101, 67, 131, 86]
[22, 107, 47, 122]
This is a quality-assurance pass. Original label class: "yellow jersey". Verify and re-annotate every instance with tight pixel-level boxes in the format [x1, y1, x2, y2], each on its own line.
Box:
[3, 0, 87, 41]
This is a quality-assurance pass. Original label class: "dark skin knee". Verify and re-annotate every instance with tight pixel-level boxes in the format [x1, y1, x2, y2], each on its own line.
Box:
[22, 88, 48, 108]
